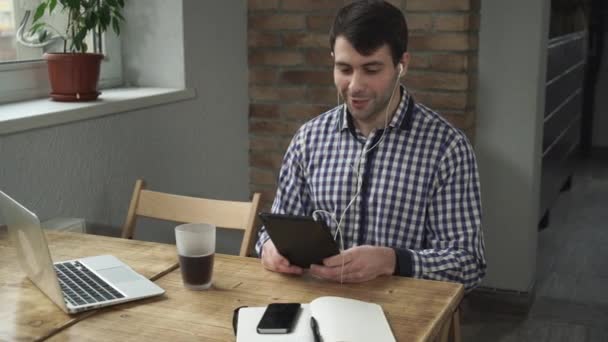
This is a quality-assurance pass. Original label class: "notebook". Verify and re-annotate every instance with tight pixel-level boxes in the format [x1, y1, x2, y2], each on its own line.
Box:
[0, 190, 165, 314]
[236, 296, 396, 342]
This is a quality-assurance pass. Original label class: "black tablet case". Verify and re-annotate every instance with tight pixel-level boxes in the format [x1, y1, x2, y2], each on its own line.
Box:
[258, 213, 340, 268]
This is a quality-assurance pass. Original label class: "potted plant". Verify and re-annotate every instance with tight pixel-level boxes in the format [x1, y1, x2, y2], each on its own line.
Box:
[29, 0, 126, 101]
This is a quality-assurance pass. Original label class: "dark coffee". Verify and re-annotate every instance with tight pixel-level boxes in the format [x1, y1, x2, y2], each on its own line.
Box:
[178, 253, 214, 287]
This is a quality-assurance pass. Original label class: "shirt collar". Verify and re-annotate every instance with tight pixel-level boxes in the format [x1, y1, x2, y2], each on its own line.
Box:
[336, 86, 414, 133]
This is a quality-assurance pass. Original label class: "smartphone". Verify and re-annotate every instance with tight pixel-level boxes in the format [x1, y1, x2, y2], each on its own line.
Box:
[256, 303, 301, 334]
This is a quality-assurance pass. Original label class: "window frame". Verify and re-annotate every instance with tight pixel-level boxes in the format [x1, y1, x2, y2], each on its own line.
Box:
[0, 0, 123, 104]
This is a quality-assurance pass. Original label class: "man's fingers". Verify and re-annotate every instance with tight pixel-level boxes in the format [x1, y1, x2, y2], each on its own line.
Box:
[262, 249, 303, 274]
[309, 264, 341, 280]
[274, 258, 303, 274]
[322, 252, 351, 267]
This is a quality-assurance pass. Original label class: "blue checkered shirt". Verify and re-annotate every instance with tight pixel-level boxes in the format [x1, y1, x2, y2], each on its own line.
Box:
[256, 87, 486, 291]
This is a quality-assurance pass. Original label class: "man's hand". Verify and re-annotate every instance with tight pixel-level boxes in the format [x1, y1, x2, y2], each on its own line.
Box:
[309, 245, 396, 283]
[260, 239, 303, 275]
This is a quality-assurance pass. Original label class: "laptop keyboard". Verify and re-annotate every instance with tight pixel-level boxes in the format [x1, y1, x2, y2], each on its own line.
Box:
[54, 261, 125, 307]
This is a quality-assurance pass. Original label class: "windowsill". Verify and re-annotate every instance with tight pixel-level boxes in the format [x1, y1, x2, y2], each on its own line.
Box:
[0, 87, 197, 136]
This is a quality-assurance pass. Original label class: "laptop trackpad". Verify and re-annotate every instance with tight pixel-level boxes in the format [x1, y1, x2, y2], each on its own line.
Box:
[97, 267, 141, 283]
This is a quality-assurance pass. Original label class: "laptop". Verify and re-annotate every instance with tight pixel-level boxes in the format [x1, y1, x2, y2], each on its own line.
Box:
[0, 190, 165, 314]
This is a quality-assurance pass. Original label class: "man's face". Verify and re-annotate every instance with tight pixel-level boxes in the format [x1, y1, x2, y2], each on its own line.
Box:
[333, 36, 406, 127]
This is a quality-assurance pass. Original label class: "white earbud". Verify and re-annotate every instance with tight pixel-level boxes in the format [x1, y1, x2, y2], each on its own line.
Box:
[398, 63, 404, 77]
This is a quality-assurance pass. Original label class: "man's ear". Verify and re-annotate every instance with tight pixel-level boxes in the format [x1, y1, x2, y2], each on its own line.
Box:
[399, 52, 410, 77]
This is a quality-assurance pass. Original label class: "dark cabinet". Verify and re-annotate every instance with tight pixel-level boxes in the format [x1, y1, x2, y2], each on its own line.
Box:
[540, 32, 585, 223]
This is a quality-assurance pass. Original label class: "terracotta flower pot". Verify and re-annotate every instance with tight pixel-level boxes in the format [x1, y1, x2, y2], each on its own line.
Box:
[43, 53, 103, 102]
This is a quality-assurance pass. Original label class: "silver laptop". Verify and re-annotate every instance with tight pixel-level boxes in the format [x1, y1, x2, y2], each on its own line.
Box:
[0, 190, 165, 314]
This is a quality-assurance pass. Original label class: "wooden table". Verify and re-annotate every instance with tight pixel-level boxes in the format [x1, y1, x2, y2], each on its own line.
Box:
[0, 227, 178, 342]
[1, 228, 464, 341]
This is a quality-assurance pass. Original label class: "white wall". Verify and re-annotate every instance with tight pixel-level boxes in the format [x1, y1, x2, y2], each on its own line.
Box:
[592, 30, 608, 147]
[475, 0, 550, 292]
[0, 1, 250, 254]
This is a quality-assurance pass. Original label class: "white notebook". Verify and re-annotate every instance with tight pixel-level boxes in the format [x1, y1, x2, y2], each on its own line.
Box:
[236, 296, 395, 342]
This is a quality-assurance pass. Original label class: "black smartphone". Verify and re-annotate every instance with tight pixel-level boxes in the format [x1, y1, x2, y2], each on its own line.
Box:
[256, 303, 301, 334]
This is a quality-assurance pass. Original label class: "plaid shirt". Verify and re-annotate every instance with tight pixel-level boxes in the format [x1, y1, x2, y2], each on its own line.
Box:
[256, 87, 486, 291]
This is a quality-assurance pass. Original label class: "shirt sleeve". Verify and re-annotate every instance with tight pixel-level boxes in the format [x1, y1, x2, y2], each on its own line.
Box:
[255, 128, 312, 256]
[398, 136, 486, 292]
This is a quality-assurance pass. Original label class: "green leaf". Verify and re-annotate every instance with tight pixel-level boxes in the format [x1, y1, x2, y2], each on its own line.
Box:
[32, 3, 47, 23]
[117, 0, 124, 8]
[66, 0, 79, 9]
[100, 5, 111, 28]
[29, 22, 45, 34]
[85, 11, 97, 27]
[113, 10, 125, 21]
[49, 0, 58, 13]
[72, 27, 88, 52]
[111, 17, 120, 35]
[38, 29, 48, 42]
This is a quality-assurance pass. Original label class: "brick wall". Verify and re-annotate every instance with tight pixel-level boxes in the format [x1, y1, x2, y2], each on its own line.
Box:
[248, 0, 480, 209]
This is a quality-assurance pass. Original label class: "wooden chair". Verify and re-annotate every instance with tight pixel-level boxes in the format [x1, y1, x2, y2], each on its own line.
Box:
[121, 179, 261, 257]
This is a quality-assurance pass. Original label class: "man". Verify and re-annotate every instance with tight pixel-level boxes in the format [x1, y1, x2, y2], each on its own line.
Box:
[255, 0, 486, 291]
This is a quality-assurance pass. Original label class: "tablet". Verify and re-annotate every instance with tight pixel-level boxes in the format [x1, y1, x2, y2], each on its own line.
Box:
[258, 212, 340, 268]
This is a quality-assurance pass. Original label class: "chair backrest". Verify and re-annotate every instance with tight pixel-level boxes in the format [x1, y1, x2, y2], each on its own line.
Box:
[122, 179, 261, 257]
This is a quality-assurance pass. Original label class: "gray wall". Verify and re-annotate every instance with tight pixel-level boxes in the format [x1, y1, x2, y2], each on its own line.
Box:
[592, 30, 608, 147]
[476, 0, 550, 291]
[0, 1, 250, 254]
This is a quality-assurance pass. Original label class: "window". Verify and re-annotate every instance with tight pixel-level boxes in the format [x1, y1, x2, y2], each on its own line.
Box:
[0, 0, 18, 62]
[0, 0, 123, 104]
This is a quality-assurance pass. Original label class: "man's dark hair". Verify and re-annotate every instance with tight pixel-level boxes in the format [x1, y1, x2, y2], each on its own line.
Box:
[329, 0, 408, 65]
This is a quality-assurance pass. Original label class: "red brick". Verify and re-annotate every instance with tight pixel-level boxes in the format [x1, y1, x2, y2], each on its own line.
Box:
[250, 120, 290, 135]
[468, 54, 478, 71]
[250, 86, 308, 101]
[434, 14, 471, 31]
[429, 54, 468, 72]
[248, 31, 281, 47]
[282, 104, 332, 120]
[249, 14, 306, 30]
[250, 104, 280, 119]
[408, 14, 433, 31]
[248, 0, 279, 10]
[408, 54, 430, 69]
[250, 151, 284, 169]
[470, 14, 480, 31]
[405, 72, 468, 91]
[249, 68, 278, 84]
[439, 111, 475, 129]
[279, 70, 333, 85]
[470, 0, 481, 11]
[250, 136, 289, 151]
[406, 0, 470, 11]
[249, 186, 277, 210]
[463, 126, 475, 143]
[248, 50, 304, 66]
[412, 90, 468, 110]
[307, 15, 334, 30]
[386, 0, 405, 9]
[307, 86, 339, 105]
[250, 120, 301, 139]
[282, 32, 329, 48]
[469, 35, 478, 49]
[409, 33, 474, 51]
[250, 168, 277, 185]
[286, 122, 304, 135]
[281, 0, 344, 11]
[305, 49, 333, 66]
